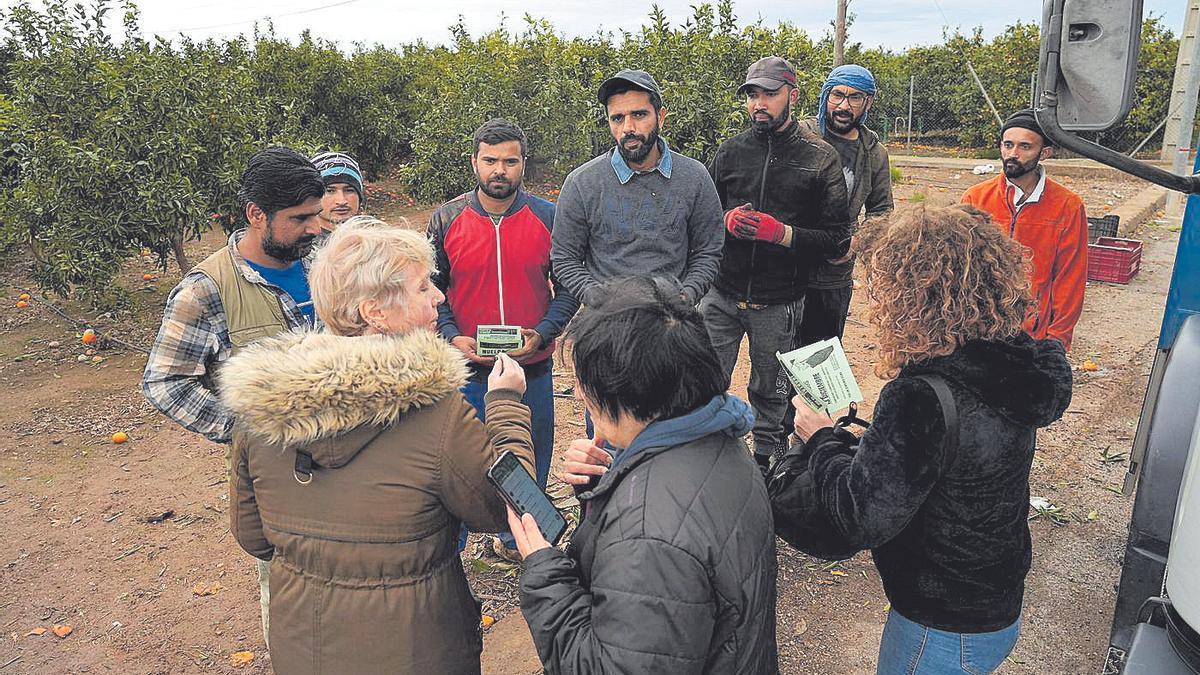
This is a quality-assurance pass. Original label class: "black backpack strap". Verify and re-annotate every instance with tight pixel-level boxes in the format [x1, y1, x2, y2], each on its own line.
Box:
[914, 374, 959, 468]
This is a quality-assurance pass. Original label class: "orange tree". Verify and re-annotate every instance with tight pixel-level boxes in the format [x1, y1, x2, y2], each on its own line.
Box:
[0, 0, 261, 302]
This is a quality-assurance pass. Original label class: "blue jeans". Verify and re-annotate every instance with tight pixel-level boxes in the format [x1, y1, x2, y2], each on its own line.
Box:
[877, 609, 1020, 675]
[458, 364, 554, 551]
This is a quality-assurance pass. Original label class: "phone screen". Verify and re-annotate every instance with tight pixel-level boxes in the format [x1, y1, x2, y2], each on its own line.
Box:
[488, 452, 568, 546]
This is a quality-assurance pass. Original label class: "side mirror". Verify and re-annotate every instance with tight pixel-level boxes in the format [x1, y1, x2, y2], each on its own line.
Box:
[1038, 0, 1143, 131]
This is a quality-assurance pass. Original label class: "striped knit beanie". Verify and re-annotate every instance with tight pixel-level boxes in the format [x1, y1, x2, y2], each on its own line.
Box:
[310, 151, 364, 199]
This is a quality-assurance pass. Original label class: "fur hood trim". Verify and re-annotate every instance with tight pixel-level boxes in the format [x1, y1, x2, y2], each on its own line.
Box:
[219, 329, 469, 447]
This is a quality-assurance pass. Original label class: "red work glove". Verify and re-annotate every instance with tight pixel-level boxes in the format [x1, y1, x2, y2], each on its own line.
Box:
[732, 209, 787, 244]
[724, 203, 751, 237]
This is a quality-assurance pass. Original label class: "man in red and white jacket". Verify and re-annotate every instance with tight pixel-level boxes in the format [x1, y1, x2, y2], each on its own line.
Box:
[429, 118, 579, 560]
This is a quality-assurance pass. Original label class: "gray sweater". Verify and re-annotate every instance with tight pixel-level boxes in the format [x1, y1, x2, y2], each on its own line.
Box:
[550, 148, 725, 305]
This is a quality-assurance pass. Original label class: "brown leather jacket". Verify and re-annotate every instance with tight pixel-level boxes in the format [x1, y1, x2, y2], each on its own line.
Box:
[220, 329, 534, 675]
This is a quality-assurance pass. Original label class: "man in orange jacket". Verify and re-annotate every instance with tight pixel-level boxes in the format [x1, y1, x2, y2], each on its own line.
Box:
[962, 109, 1087, 350]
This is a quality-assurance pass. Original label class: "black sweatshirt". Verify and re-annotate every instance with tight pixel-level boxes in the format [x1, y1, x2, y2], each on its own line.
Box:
[799, 334, 1072, 632]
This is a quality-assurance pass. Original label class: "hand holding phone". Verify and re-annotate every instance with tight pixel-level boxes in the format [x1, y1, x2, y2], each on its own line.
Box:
[506, 508, 550, 560]
[488, 451, 568, 546]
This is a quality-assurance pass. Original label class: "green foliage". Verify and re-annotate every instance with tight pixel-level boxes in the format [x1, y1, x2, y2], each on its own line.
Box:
[0, 0, 1181, 300]
[845, 17, 1176, 151]
[1, 0, 261, 301]
[889, 164, 904, 184]
[400, 15, 601, 202]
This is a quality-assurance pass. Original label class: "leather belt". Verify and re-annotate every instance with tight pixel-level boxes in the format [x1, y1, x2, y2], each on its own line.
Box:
[736, 301, 769, 310]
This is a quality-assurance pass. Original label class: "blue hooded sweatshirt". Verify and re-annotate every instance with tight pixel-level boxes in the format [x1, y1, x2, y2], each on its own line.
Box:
[609, 394, 756, 470]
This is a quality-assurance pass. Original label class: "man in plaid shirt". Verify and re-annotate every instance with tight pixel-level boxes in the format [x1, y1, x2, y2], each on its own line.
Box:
[142, 148, 325, 444]
[142, 147, 324, 648]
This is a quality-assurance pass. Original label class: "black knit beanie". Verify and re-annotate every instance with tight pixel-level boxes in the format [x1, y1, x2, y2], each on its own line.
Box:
[1000, 109, 1052, 147]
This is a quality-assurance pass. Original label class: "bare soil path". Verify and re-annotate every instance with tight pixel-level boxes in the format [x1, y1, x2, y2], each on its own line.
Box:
[0, 169, 1171, 673]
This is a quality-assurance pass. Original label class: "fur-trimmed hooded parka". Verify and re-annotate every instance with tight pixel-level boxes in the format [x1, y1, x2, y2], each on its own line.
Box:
[221, 329, 534, 675]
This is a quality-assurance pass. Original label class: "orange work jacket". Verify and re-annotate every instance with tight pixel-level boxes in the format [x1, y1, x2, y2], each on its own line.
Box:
[962, 172, 1088, 350]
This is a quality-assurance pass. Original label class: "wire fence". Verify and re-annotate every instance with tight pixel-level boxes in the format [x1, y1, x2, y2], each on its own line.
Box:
[866, 74, 1167, 159]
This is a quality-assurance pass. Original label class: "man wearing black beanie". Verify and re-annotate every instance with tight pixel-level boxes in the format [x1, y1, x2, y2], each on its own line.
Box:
[962, 108, 1088, 350]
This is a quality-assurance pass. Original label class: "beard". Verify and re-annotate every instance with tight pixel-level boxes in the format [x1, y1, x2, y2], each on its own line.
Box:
[477, 174, 519, 200]
[617, 123, 661, 165]
[262, 223, 316, 263]
[751, 100, 792, 134]
[1003, 156, 1040, 180]
[826, 107, 862, 135]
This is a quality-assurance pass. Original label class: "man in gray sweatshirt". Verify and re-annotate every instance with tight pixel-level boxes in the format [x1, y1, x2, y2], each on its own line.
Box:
[550, 69, 725, 307]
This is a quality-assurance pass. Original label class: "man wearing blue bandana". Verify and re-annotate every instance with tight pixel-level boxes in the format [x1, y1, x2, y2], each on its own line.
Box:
[705, 55, 851, 469]
[311, 151, 364, 230]
[799, 64, 894, 344]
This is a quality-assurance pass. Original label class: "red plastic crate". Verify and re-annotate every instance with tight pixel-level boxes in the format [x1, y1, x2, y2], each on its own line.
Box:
[1087, 236, 1142, 284]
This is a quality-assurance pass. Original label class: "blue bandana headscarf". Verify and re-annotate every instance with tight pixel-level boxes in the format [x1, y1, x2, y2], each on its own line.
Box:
[817, 64, 878, 136]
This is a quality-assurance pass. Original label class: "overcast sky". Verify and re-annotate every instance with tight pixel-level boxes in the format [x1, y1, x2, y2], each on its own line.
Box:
[0, 0, 1188, 52]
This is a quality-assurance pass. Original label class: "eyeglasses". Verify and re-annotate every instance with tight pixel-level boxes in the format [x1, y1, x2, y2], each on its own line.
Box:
[829, 91, 868, 108]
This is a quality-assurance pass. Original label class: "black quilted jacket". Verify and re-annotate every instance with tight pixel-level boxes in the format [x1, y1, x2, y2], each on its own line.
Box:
[519, 431, 779, 674]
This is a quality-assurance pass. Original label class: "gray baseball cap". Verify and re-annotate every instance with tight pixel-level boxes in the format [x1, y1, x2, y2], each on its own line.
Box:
[738, 56, 798, 94]
[598, 69, 662, 105]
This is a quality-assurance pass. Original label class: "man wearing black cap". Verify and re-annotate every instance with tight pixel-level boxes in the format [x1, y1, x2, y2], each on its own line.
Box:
[550, 69, 725, 307]
[961, 109, 1087, 350]
[704, 55, 851, 468]
[311, 151, 364, 229]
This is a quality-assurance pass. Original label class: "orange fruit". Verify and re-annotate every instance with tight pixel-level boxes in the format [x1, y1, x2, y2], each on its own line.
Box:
[481, 615, 496, 628]
[1081, 360, 1099, 372]
[81, 329, 98, 344]
[15, 300, 28, 309]
[18, 293, 30, 301]
[111, 431, 128, 444]
[142, 273, 155, 281]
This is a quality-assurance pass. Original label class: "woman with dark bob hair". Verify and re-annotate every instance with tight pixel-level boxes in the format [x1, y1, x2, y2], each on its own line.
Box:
[506, 276, 779, 674]
[786, 204, 1073, 674]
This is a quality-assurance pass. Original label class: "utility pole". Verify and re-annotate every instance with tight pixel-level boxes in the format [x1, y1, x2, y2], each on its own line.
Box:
[834, 0, 848, 67]
[1162, 0, 1200, 163]
[1165, 0, 1200, 216]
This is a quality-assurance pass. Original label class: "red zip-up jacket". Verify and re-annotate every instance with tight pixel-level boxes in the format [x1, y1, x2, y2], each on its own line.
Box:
[962, 172, 1087, 350]
[429, 190, 579, 369]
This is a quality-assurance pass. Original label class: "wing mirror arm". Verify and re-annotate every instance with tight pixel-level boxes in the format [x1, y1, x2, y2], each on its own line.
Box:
[1036, 97, 1200, 195]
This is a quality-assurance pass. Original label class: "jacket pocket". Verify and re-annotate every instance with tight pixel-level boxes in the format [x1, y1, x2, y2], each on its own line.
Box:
[229, 324, 281, 349]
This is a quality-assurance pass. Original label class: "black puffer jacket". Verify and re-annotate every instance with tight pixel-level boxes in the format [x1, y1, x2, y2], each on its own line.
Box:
[795, 334, 1072, 632]
[519, 402, 778, 674]
[708, 121, 851, 304]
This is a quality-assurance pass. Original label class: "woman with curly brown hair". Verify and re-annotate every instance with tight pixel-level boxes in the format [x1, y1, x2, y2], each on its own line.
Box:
[784, 204, 1073, 674]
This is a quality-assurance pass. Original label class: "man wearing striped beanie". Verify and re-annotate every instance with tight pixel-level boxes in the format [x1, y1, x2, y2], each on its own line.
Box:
[311, 151, 364, 229]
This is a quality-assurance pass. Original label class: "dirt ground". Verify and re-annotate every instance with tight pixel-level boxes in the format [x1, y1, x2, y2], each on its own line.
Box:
[0, 165, 1172, 674]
